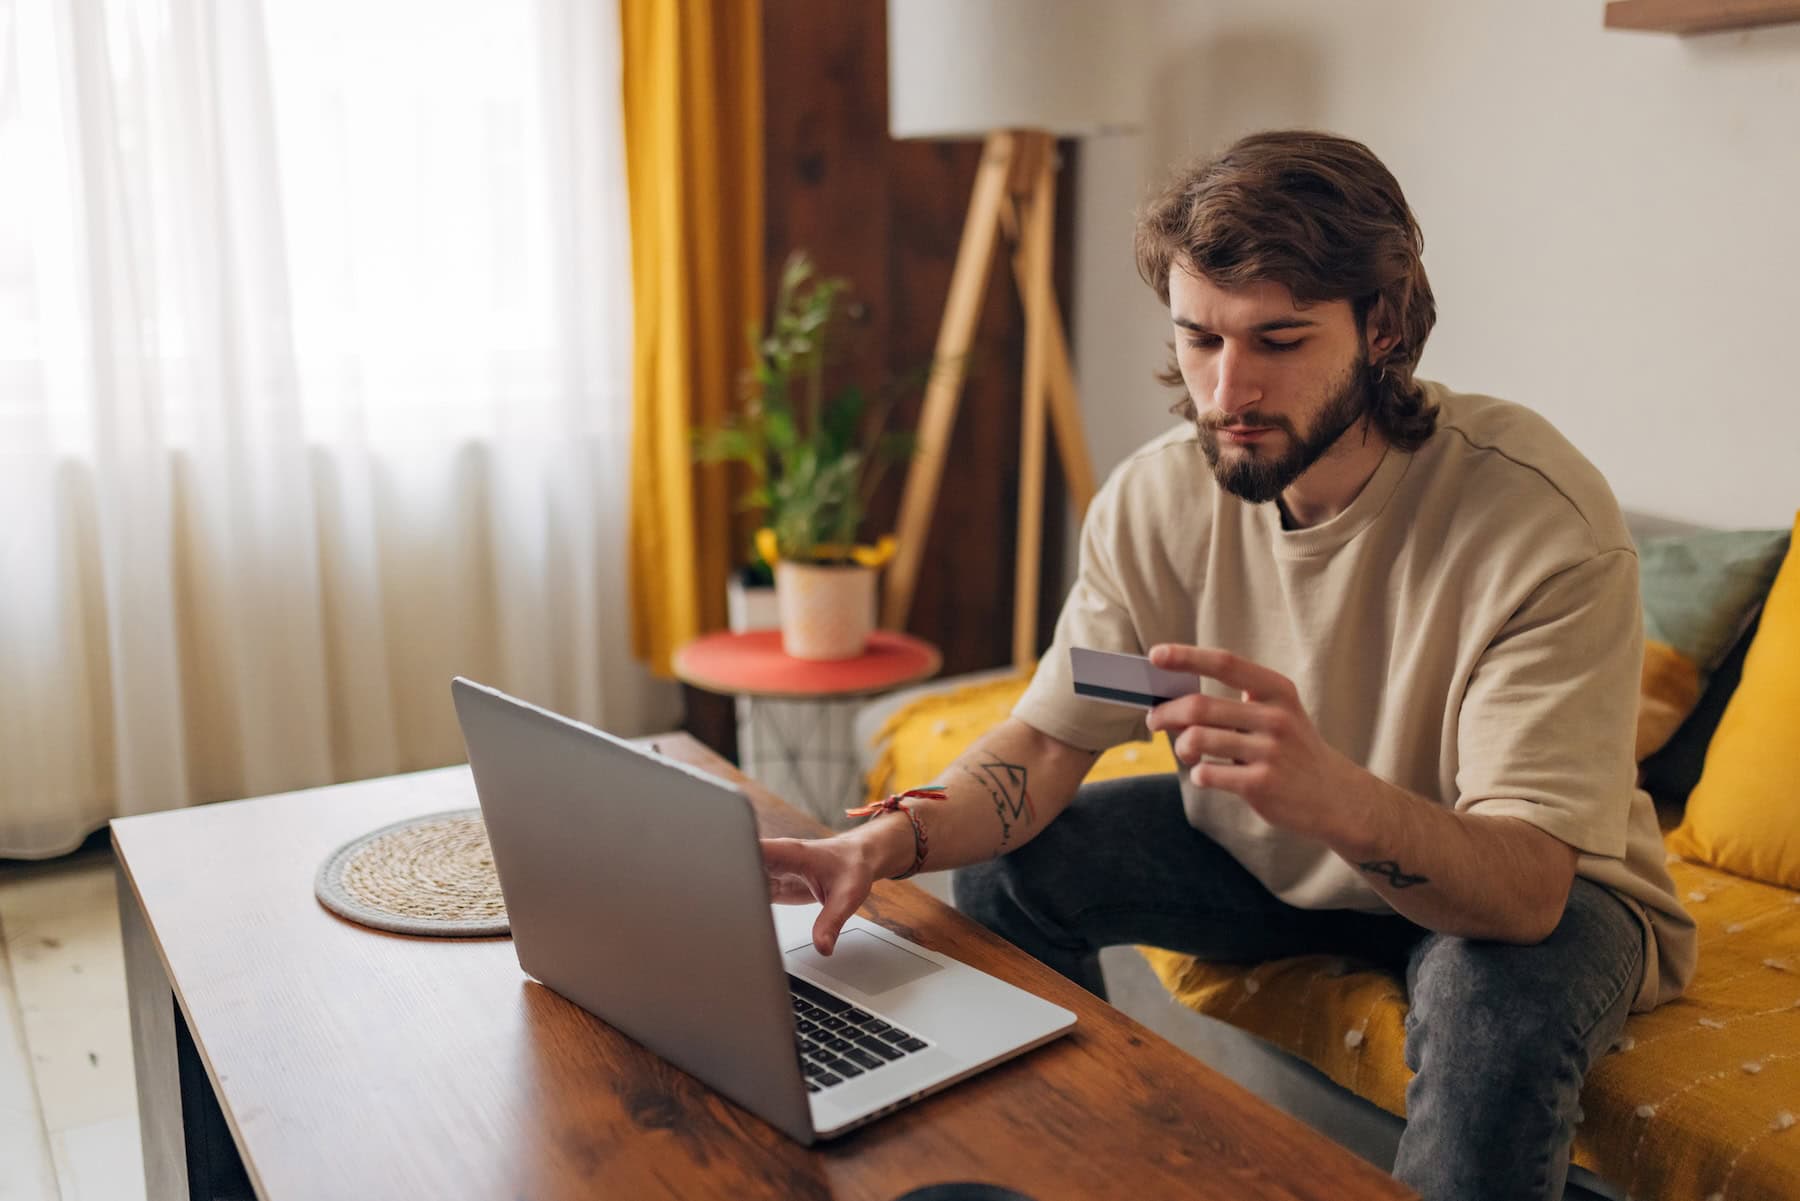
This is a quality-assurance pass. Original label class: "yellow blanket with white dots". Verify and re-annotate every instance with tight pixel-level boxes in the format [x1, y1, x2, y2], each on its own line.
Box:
[868, 674, 1800, 1201]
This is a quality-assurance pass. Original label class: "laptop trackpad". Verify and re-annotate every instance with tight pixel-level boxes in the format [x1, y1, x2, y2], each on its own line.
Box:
[785, 929, 943, 996]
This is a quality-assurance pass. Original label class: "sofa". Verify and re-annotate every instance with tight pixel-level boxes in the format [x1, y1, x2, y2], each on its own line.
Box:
[855, 511, 1800, 1201]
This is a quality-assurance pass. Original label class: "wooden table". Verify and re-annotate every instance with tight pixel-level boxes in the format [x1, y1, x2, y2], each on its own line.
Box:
[113, 734, 1416, 1201]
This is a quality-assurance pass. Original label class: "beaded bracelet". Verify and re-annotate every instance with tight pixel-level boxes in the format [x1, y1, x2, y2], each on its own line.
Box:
[844, 786, 945, 880]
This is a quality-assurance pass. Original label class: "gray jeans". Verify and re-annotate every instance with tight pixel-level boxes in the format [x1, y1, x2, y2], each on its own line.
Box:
[951, 773, 1644, 1201]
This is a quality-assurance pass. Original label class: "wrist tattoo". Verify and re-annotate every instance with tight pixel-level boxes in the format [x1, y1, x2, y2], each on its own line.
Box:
[1358, 859, 1429, 889]
[961, 755, 1035, 847]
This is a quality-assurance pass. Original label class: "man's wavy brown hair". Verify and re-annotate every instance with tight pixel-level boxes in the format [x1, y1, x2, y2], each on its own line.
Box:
[1135, 130, 1438, 451]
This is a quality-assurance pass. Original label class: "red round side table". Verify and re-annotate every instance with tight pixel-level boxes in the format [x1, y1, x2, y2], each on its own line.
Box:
[673, 630, 942, 819]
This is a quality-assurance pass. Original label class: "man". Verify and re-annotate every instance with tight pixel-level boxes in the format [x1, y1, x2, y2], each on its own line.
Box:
[761, 130, 1693, 1201]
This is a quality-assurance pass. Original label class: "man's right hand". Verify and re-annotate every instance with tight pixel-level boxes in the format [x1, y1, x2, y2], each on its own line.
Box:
[761, 834, 881, 956]
[758, 719, 1096, 956]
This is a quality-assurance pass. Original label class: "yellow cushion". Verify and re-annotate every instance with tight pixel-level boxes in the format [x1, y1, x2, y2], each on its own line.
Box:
[865, 672, 1177, 801]
[1668, 513, 1800, 889]
[1637, 639, 1702, 761]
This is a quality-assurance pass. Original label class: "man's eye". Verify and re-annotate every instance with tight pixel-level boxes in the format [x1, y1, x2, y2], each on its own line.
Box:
[1183, 336, 1302, 353]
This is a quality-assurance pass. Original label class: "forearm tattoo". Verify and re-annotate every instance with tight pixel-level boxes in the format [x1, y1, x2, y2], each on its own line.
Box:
[1358, 859, 1430, 889]
[961, 755, 1036, 847]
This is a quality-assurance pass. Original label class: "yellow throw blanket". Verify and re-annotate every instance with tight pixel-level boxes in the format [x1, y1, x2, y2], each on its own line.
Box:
[871, 674, 1800, 1201]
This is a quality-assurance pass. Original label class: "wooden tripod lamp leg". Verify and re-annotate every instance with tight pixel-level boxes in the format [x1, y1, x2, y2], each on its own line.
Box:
[1042, 296, 1096, 517]
[1007, 206, 1096, 518]
[1012, 134, 1056, 671]
[882, 131, 1014, 632]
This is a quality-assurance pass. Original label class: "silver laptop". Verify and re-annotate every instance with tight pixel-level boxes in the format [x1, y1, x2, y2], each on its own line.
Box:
[450, 678, 1076, 1144]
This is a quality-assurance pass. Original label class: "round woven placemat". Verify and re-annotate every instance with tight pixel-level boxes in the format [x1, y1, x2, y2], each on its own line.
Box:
[314, 808, 508, 937]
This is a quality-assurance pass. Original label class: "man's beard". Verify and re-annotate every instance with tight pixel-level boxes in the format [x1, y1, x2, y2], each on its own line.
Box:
[1192, 350, 1371, 504]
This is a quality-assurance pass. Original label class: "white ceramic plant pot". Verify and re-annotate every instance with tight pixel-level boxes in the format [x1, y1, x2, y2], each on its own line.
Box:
[774, 561, 876, 660]
[725, 573, 781, 633]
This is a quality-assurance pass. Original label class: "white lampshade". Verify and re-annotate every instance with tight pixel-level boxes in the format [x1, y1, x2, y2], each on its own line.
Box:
[887, 0, 1147, 140]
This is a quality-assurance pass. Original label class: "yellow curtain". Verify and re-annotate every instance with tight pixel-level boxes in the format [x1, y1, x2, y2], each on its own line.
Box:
[622, 0, 764, 675]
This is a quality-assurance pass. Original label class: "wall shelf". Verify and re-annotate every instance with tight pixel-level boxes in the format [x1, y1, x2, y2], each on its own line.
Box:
[1605, 0, 1800, 33]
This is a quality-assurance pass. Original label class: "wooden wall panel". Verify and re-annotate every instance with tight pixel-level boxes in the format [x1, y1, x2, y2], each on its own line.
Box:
[685, 0, 1080, 759]
[762, 0, 1073, 679]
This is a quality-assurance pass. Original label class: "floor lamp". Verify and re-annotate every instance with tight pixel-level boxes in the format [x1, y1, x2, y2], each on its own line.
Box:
[883, 0, 1143, 670]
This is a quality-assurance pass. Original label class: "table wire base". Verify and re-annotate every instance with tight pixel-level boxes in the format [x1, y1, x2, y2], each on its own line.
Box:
[736, 695, 867, 828]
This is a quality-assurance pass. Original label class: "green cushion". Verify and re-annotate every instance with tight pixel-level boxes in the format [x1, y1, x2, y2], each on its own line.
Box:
[1640, 528, 1789, 673]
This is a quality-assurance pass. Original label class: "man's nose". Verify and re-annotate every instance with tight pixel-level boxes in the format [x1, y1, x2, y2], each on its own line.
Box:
[1210, 342, 1262, 417]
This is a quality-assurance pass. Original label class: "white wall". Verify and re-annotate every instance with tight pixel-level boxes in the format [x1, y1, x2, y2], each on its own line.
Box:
[1071, 0, 1800, 531]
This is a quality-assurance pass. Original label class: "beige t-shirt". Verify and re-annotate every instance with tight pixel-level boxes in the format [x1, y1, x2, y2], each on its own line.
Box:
[1014, 382, 1695, 1011]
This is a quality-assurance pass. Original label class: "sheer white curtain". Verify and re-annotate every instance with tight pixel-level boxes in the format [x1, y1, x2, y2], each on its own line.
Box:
[0, 0, 673, 858]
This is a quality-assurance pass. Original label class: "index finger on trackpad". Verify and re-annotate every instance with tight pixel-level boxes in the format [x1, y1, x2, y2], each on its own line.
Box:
[784, 929, 942, 995]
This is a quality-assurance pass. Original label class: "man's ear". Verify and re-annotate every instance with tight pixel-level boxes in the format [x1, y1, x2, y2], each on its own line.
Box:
[1364, 299, 1399, 364]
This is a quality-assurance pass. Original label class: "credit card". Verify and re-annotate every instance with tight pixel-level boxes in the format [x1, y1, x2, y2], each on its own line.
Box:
[1069, 647, 1201, 710]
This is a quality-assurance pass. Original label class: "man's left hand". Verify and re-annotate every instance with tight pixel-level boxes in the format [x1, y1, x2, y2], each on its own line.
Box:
[1144, 643, 1369, 845]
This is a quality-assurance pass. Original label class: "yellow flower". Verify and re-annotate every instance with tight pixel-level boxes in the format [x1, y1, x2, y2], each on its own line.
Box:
[755, 527, 781, 568]
[757, 529, 897, 568]
[849, 535, 898, 568]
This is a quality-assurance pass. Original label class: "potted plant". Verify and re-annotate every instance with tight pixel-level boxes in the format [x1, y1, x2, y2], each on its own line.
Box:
[695, 253, 917, 659]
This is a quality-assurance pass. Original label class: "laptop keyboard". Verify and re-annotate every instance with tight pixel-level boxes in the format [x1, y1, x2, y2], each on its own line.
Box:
[788, 974, 930, 1093]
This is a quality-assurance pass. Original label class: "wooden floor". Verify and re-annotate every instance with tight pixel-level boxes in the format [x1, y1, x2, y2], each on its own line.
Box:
[0, 846, 144, 1201]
